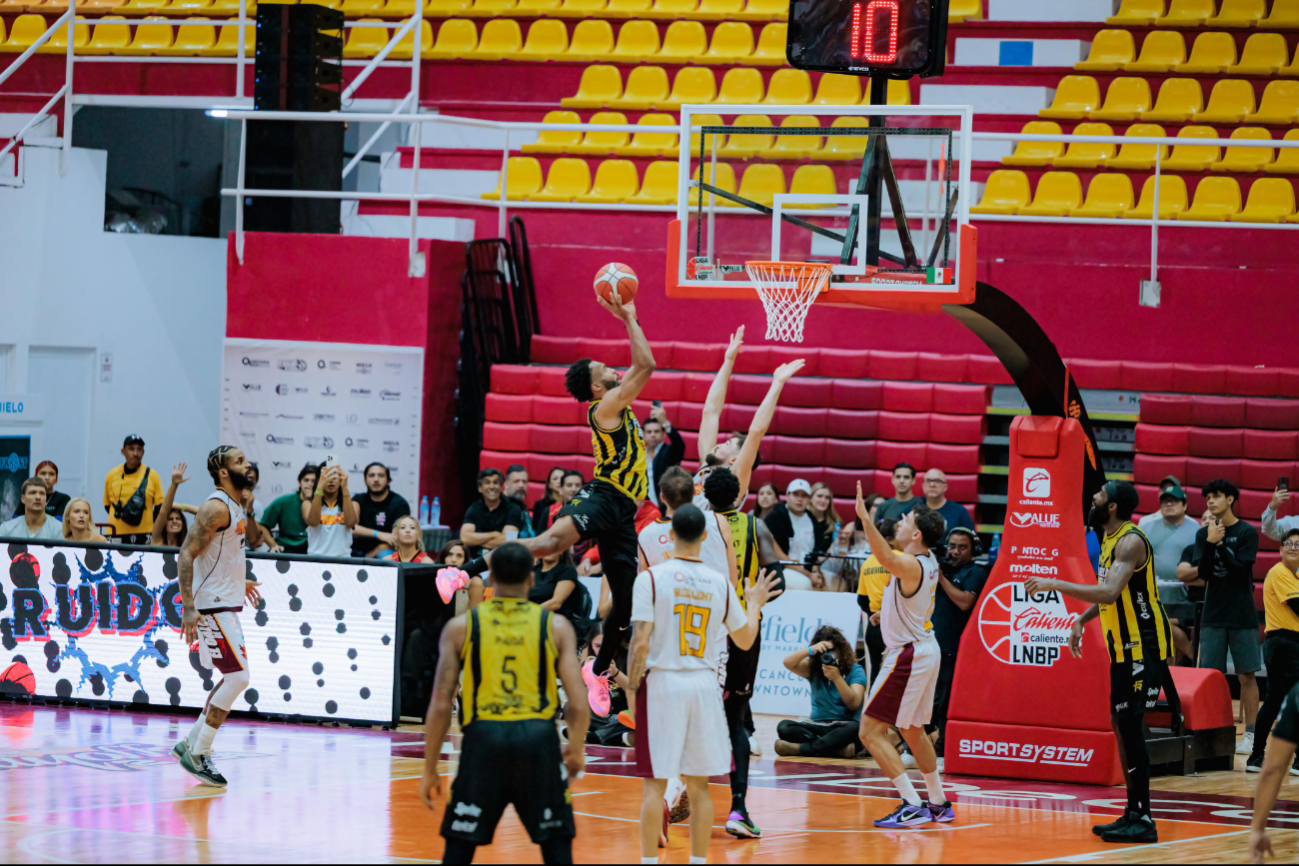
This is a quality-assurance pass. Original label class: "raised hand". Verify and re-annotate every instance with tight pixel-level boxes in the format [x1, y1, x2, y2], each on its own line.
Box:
[244, 580, 262, 607]
[171, 463, 190, 487]
[725, 326, 745, 362]
[773, 358, 805, 383]
[745, 568, 784, 610]
[855, 480, 869, 525]
[1272, 487, 1291, 511]
[595, 283, 636, 323]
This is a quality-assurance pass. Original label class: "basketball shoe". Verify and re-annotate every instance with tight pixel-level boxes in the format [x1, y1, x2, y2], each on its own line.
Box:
[873, 803, 929, 828]
[1100, 812, 1157, 844]
[172, 740, 228, 787]
[582, 659, 611, 716]
[926, 801, 955, 823]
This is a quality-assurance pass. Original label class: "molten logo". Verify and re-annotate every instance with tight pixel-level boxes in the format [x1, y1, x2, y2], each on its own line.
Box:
[1008, 563, 1058, 575]
[1022, 468, 1051, 499]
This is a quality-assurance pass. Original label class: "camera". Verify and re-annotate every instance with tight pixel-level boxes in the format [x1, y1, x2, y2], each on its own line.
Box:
[819, 651, 838, 668]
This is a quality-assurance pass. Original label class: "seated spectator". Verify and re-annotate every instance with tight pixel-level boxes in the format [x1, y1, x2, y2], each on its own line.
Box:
[381, 515, 433, 563]
[530, 550, 591, 635]
[750, 482, 780, 522]
[261, 464, 317, 554]
[538, 470, 587, 538]
[460, 468, 524, 556]
[245, 462, 265, 523]
[764, 479, 823, 591]
[930, 527, 988, 762]
[304, 464, 357, 557]
[351, 462, 410, 558]
[809, 482, 841, 537]
[1263, 483, 1299, 542]
[775, 626, 867, 758]
[921, 468, 974, 534]
[151, 463, 193, 548]
[1247, 527, 1299, 774]
[856, 518, 900, 684]
[532, 466, 567, 536]
[14, 460, 71, 522]
[62, 498, 108, 543]
[0, 478, 65, 540]
[819, 520, 869, 593]
[876, 462, 919, 522]
[439, 539, 467, 568]
[504, 464, 536, 539]
[104, 434, 164, 544]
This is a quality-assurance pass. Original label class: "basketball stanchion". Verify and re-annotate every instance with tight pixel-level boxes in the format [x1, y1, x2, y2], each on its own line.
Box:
[744, 261, 833, 344]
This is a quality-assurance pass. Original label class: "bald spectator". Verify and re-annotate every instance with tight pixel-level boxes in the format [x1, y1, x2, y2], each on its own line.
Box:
[920, 468, 974, 535]
[876, 463, 918, 523]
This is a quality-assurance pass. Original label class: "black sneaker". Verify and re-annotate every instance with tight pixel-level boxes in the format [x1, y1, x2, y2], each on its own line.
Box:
[1092, 809, 1134, 836]
[175, 741, 228, 787]
[1101, 813, 1157, 844]
[1246, 754, 1264, 773]
[1291, 756, 1299, 777]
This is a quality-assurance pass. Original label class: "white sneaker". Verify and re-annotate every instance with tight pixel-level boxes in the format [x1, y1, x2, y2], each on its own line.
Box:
[1237, 731, 1254, 755]
[749, 734, 762, 757]
[900, 751, 918, 769]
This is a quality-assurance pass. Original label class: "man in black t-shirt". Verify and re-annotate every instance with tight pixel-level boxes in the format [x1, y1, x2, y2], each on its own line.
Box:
[460, 468, 525, 556]
[1248, 681, 1299, 862]
[351, 462, 411, 558]
[930, 528, 987, 760]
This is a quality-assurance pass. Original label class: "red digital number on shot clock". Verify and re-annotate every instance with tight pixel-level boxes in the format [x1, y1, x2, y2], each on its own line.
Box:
[851, 0, 900, 63]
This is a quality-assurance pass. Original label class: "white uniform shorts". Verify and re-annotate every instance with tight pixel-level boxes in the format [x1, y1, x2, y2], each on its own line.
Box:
[864, 639, 940, 730]
[196, 610, 249, 676]
[634, 669, 730, 780]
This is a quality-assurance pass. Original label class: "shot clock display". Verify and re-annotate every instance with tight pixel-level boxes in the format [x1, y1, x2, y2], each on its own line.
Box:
[787, 0, 949, 78]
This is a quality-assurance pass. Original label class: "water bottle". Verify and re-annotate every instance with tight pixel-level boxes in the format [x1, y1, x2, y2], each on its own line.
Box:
[988, 532, 1001, 568]
[430, 496, 441, 528]
[419, 495, 430, 527]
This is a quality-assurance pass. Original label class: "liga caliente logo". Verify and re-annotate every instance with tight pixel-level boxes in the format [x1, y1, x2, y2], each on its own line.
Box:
[978, 581, 1079, 667]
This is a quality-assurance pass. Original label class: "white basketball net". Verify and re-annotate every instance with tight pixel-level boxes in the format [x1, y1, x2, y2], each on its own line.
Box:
[744, 261, 832, 344]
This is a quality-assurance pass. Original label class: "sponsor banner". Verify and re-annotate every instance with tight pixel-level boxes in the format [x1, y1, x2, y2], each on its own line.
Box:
[945, 719, 1122, 785]
[750, 591, 862, 716]
[977, 582, 1079, 667]
[0, 436, 31, 522]
[222, 340, 424, 507]
[0, 540, 398, 724]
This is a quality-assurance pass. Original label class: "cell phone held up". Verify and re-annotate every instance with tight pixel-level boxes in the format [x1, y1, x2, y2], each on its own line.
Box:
[1280, 476, 1291, 493]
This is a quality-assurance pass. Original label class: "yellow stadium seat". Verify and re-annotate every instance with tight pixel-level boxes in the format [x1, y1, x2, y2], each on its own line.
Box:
[427, 0, 473, 14]
[1039, 75, 1101, 119]
[695, 0, 743, 19]
[1002, 121, 1064, 166]
[658, 66, 717, 107]
[203, 0, 245, 12]
[888, 78, 911, 104]
[1157, 0, 1215, 27]
[1125, 30, 1185, 72]
[1235, 33, 1288, 74]
[648, 0, 697, 17]
[393, 19, 432, 58]
[156, 19, 214, 54]
[948, 0, 981, 21]
[1090, 77, 1151, 121]
[517, 19, 568, 60]
[1108, 123, 1171, 169]
[1179, 31, 1237, 73]
[762, 68, 811, 105]
[1161, 125, 1221, 171]
[118, 17, 173, 54]
[1126, 175, 1188, 219]
[2, 15, 45, 52]
[566, 20, 613, 61]
[717, 114, 773, 158]
[785, 164, 836, 207]
[427, 18, 476, 58]
[716, 67, 764, 104]
[509, 0, 561, 13]
[761, 115, 821, 158]
[658, 20, 706, 63]
[119, 0, 170, 13]
[1052, 122, 1116, 168]
[1232, 178, 1294, 222]
[1144, 77, 1203, 121]
[1077, 29, 1135, 71]
[611, 19, 659, 62]
[1261, 0, 1299, 28]
[343, 19, 387, 57]
[1246, 80, 1299, 123]
[40, 20, 91, 53]
[971, 170, 1031, 215]
[1211, 126, 1274, 172]
[615, 65, 670, 109]
[701, 21, 752, 64]
[562, 64, 622, 108]
[577, 159, 639, 203]
[605, 0, 651, 16]
[620, 113, 678, 157]
[1071, 174, 1135, 218]
[80, 0, 129, 10]
[1018, 171, 1083, 217]
[469, 0, 516, 14]
[556, 0, 606, 15]
[627, 160, 678, 204]
[168, 0, 214, 11]
[729, 163, 785, 208]
[687, 112, 723, 155]
[1107, 0, 1165, 25]
[1196, 79, 1256, 122]
[736, 0, 785, 19]
[527, 157, 593, 202]
[199, 21, 253, 55]
[1208, 0, 1265, 27]
[1265, 129, 1299, 173]
[474, 18, 521, 60]
[812, 73, 861, 105]
[522, 110, 583, 154]
[690, 162, 737, 206]
[342, 0, 384, 12]
[570, 111, 630, 155]
[822, 116, 869, 160]
[750, 22, 786, 64]
[1177, 176, 1241, 220]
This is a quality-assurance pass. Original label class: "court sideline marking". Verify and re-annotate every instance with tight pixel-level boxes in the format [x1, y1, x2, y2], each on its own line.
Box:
[1030, 828, 1253, 863]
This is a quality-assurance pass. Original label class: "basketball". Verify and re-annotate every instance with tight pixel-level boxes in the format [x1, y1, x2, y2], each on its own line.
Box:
[594, 262, 638, 304]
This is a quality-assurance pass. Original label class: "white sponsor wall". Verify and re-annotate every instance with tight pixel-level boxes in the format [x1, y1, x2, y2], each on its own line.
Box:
[221, 339, 424, 506]
[750, 590, 863, 716]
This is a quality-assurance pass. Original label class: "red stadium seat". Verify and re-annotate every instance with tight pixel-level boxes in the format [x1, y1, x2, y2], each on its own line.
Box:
[946, 474, 978, 503]
[727, 374, 776, 405]
[1140, 394, 1193, 426]
[878, 410, 931, 442]
[818, 348, 871, 379]
[1187, 427, 1243, 458]
[1172, 364, 1226, 395]
[577, 338, 631, 368]
[1189, 396, 1246, 428]
[769, 436, 826, 466]
[832, 379, 882, 410]
[824, 438, 876, 468]
[773, 465, 819, 492]
[1240, 459, 1296, 492]
[733, 345, 771, 375]
[1257, 551, 1280, 580]
[929, 413, 985, 444]
[668, 342, 725, 371]
[749, 464, 773, 488]
[1281, 369, 1299, 399]
[1185, 457, 1242, 487]
[775, 406, 827, 436]
[531, 425, 586, 453]
[1240, 489, 1272, 520]
[876, 440, 925, 469]
[491, 365, 538, 394]
[641, 370, 685, 401]
[680, 430, 699, 456]
[770, 345, 819, 377]
[482, 422, 532, 452]
[1135, 424, 1190, 455]
[722, 404, 757, 432]
[823, 468, 860, 497]
[870, 350, 918, 381]
[928, 443, 982, 474]
[1121, 361, 1174, 392]
[1135, 483, 1162, 514]
[535, 366, 568, 396]
[1133, 454, 1188, 485]
[966, 354, 1014, 385]
[648, 341, 675, 368]
[675, 402, 704, 431]
[918, 352, 969, 383]
[533, 396, 585, 425]
[680, 372, 713, 403]
[882, 382, 934, 412]
[530, 335, 572, 364]
[780, 377, 833, 408]
[1148, 667, 1232, 732]
[1226, 366, 1279, 397]
[1069, 358, 1122, 390]
[1245, 399, 1299, 430]
[933, 383, 989, 416]
[870, 469, 895, 497]
[486, 393, 534, 423]
[1244, 429, 1298, 460]
[828, 409, 879, 439]
[479, 450, 515, 470]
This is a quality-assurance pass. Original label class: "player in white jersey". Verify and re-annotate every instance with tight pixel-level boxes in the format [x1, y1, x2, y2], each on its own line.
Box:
[692, 326, 804, 512]
[855, 482, 956, 830]
[627, 505, 781, 863]
[172, 445, 263, 787]
[638, 466, 736, 586]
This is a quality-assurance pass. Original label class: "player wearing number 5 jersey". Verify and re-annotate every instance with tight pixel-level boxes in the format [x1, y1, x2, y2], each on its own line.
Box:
[627, 505, 781, 863]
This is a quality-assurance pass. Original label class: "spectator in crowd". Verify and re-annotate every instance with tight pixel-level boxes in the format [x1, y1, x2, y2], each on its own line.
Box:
[578, 624, 632, 747]
[876, 463, 919, 523]
[260, 464, 317, 554]
[438, 539, 467, 567]
[560, 470, 585, 502]
[1247, 527, 1299, 774]
[809, 483, 842, 536]
[150, 463, 193, 548]
[531, 550, 591, 637]
[532, 466, 566, 536]
[63, 498, 108, 543]
[1195, 478, 1262, 759]
[1139, 485, 1199, 584]
[381, 515, 433, 563]
[244, 462, 265, 522]
[763, 479, 819, 590]
[305, 464, 357, 557]
[750, 482, 780, 522]
[1262, 483, 1299, 542]
[921, 469, 974, 534]
[775, 626, 868, 758]
[929, 527, 988, 765]
[503, 465, 536, 539]
[104, 434, 165, 544]
[351, 462, 410, 558]
[820, 520, 869, 593]
[14, 461, 71, 522]
[0, 478, 64, 540]
[642, 404, 685, 509]
[460, 468, 524, 556]
[856, 518, 899, 684]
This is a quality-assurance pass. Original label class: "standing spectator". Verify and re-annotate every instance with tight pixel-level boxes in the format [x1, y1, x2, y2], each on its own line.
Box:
[920, 469, 974, 534]
[642, 404, 685, 509]
[150, 463, 193, 548]
[304, 464, 357, 557]
[260, 464, 317, 554]
[929, 527, 987, 766]
[1262, 484, 1299, 542]
[532, 467, 566, 537]
[503, 465, 536, 539]
[774, 626, 868, 758]
[62, 498, 108, 543]
[459, 468, 524, 556]
[1194, 478, 1262, 758]
[380, 515, 434, 563]
[1247, 527, 1299, 774]
[0, 479, 64, 540]
[763, 479, 818, 590]
[103, 434, 164, 544]
[14, 461, 71, 522]
[750, 483, 780, 521]
[350, 462, 410, 558]
[1139, 485, 1199, 583]
[856, 518, 900, 684]
[876, 463, 919, 523]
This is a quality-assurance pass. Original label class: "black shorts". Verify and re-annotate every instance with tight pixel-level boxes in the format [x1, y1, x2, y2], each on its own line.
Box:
[441, 719, 575, 845]
[1110, 658, 1167, 718]
[557, 479, 639, 583]
[724, 632, 762, 697]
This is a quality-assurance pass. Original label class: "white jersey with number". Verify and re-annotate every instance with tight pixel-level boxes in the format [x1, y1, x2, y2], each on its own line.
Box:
[193, 490, 248, 613]
[631, 558, 747, 674]
[637, 515, 737, 588]
[879, 552, 940, 650]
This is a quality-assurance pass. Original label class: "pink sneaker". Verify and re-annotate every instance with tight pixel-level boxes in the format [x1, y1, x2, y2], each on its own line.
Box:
[435, 567, 469, 604]
[582, 660, 612, 716]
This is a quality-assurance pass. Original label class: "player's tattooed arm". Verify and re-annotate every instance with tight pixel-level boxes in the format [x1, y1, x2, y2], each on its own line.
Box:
[177, 499, 228, 643]
[1026, 534, 1145, 605]
[420, 616, 467, 811]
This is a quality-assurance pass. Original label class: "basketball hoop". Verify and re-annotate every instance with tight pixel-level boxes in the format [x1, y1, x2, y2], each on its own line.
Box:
[744, 261, 832, 344]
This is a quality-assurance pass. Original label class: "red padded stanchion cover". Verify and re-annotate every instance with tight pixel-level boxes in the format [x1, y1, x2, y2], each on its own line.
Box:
[944, 416, 1123, 785]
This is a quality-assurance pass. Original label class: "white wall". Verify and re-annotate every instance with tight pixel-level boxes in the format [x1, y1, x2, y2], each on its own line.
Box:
[0, 144, 227, 521]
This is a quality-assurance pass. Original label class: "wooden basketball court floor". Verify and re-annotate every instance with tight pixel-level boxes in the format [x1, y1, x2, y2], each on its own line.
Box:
[0, 704, 1296, 864]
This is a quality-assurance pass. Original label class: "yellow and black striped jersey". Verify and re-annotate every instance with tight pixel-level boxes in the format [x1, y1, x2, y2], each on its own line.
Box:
[588, 400, 647, 501]
[1099, 522, 1172, 664]
[720, 509, 760, 610]
[459, 598, 558, 727]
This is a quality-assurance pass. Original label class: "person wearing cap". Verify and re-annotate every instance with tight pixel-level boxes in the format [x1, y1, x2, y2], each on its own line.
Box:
[103, 434, 164, 544]
[13, 460, 71, 522]
[1139, 484, 1200, 585]
[762, 478, 825, 591]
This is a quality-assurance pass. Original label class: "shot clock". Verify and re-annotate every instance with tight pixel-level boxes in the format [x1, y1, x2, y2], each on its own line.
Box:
[787, 0, 949, 78]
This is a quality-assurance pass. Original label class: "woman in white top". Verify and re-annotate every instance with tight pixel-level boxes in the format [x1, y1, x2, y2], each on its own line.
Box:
[303, 464, 358, 557]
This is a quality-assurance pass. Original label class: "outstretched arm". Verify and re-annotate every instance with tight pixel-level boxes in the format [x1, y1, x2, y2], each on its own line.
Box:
[698, 327, 744, 461]
[856, 481, 920, 588]
[1026, 534, 1145, 605]
[151, 463, 189, 546]
[593, 290, 656, 425]
[419, 617, 467, 810]
[177, 499, 230, 643]
[730, 359, 805, 505]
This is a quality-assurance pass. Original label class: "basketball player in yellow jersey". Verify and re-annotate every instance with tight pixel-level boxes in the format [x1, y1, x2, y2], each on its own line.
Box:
[1025, 480, 1172, 846]
[420, 543, 590, 865]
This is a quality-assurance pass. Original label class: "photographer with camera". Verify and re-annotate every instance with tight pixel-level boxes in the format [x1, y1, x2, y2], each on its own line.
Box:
[774, 626, 868, 759]
[930, 527, 988, 766]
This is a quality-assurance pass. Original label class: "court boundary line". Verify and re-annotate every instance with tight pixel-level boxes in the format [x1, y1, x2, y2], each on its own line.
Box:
[1029, 828, 1253, 863]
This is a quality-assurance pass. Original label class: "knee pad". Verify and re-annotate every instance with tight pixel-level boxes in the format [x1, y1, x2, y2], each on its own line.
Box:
[209, 669, 251, 712]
